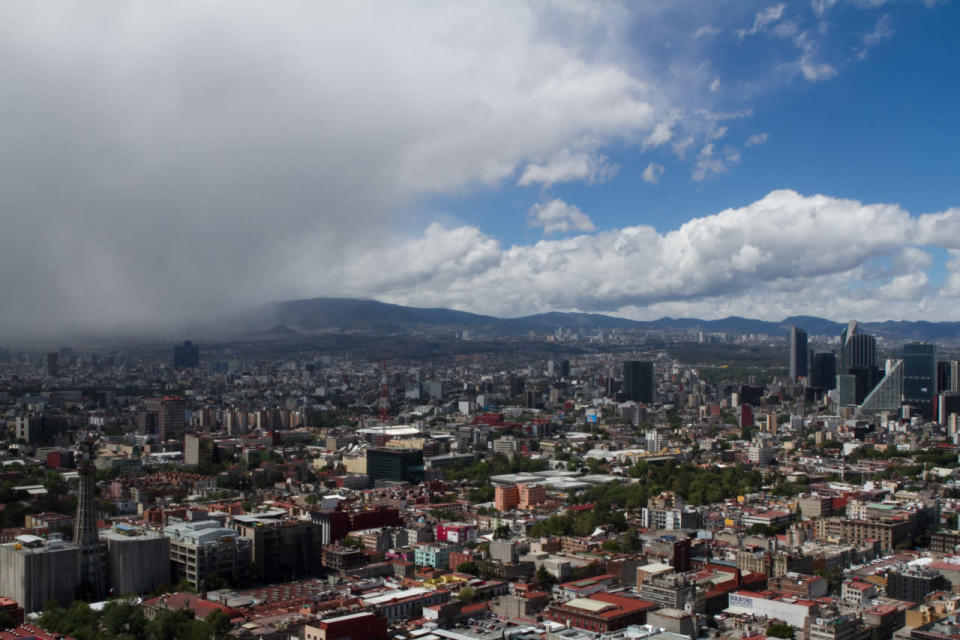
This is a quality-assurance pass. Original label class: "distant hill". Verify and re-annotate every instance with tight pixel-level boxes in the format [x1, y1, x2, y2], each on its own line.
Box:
[240, 297, 960, 343]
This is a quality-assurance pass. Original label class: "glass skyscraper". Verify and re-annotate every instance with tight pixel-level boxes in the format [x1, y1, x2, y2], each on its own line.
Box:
[903, 342, 936, 418]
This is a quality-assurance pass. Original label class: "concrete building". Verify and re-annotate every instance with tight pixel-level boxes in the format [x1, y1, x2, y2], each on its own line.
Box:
[0, 536, 80, 613]
[165, 520, 252, 591]
[101, 525, 171, 596]
[638, 572, 705, 613]
[145, 397, 186, 442]
[304, 612, 388, 640]
[231, 514, 322, 583]
[415, 544, 460, 570]
[14, 415, 70, 445]
[519, 483, 547, 509]
[366, 448, 424, 484]
[495, 485, 520, 512]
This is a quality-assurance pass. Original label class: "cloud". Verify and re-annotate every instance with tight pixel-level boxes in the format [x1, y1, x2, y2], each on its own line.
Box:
[694, 25, 721, 38]
[0, 2, 944, 338]
[325, 190, 960, 321]
[0, 1, 665, 339]
[692, 144, 741, 181]
[527, 199, 595, 235]
[737, 4, 787, 39]
[745, 133, 770, 147]
[642, 162, 665, 184]
[856, 14, 894, 60]
[518, 149, 618, 187]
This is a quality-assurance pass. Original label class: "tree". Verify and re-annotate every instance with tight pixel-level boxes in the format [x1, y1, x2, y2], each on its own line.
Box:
[493, 525, 511, 539]
[203, 609, 233, 640]
[146, 608, 197, 640]
[619, 526, 639, 552]
[459, 587, 476, 603]
[101, 600, 147, 640]
[304, 494, 318, 505]
[535, 565, 557, 587]
[0, 612, 15, 630]
[456, 561, 479, 575]
[815, 567, 843, 595]
[767, 623, 795, 639]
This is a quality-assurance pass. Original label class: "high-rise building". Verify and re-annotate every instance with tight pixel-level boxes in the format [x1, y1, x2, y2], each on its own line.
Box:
[837, 321, 880, 404]
[789, 326, 808, 381]
[810, 352, 837, 390]
[366, 448, 424, 484]
[623, 361, 655, 404]
[172, 340, 199, 368]
[74, 434, 105, 600]
[839, 321, 877, 371]
[0, 536, 80, 613]
[46, 352, 58, 377]
[860, 360, 904, 413]
[903, 342, 937, 418]
[145, 396, 186, 442]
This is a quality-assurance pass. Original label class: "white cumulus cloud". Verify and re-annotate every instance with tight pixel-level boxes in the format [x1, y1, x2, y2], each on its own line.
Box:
[642, 162, 665, 184]
[527, 199, 596, 235]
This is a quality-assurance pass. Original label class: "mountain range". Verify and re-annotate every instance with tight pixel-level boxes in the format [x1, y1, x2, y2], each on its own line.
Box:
[241, 297, 960, 343]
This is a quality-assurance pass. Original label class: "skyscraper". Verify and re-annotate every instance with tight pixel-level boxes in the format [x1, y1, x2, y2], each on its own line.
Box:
[788, 326, 808, 381]
[838, 321, 880, 404]
[903, 342, 936, 418]
[623, 360, 655, 403]
[839, 321, 877, 371]
[173, 340, 199, 368]
[810, 352, 837, 390]
[860, 359, 904, 412]
[46, 352, 58, 377]
[74, 434, 104, 600]
[145, 396, 186, 442]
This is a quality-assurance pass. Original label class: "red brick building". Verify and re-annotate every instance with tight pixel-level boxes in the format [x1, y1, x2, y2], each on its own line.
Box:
[547, 592, 657, 633]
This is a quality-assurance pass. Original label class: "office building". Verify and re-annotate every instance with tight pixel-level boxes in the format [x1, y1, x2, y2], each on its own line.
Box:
[46, 353, 58, 377]
[903, 342, 937, 418]
[789, 326, 808, 381]
[101, 525, 170, 596]
[144, 396, 186, 442]
[495, 485, 519, 512]
[623, 361, 655, 404]
[165, 520, 252, 591]
[184, 433, 214, 467]
[638, 572, 705, 613]
[839, 321, 878, 371]
[886, 567, 948, 602]
[0, 536, 80, 613]
[173, 340, 199, 368]
[14, 415, 71, 445]
[859, 360, 903, 413]
[810, 352, 837, 390]
[231, 514, 322, 583]
[366, 448, 424, 484]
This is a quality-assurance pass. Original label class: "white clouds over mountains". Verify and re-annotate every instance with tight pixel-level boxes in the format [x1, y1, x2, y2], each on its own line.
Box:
[326, 191, 960, 322]
[0, 1, 946, 338]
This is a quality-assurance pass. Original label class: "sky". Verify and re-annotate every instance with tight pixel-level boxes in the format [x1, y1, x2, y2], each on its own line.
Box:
[2, 0, 959, 339]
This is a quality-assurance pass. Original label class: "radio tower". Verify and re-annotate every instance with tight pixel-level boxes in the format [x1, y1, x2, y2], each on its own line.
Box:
[379, 358, 390, 423]
[75, 432, 105, 600]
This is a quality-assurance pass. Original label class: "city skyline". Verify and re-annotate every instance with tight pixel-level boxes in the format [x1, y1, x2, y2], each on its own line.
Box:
[1, 2, 959, 340]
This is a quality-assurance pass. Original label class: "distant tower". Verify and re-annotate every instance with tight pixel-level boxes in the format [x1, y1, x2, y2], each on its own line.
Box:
[788, 326, 808, 381]
[74, 433, 105, 600]
[379, 358, 389, 423]
[623, 361, 655, 403]
[47, 352, 59, 377]
[173, 340, 199, 368]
